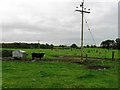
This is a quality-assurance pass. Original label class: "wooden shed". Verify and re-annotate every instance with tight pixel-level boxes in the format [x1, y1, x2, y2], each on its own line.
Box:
[12, 50, 27, 59]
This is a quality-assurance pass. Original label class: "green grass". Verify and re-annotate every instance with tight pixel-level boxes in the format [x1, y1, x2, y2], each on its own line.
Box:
[2, 60, 118, 88]
[2, 48, 119, 88]
[2, 48, 120, 60]
[0, 60, 2, 89]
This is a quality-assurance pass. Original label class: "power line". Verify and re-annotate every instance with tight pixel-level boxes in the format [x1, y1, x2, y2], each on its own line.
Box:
[84, 16, 96, 46]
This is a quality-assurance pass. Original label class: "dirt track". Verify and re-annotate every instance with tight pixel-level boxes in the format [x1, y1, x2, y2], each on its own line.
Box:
[1, 56, 112, 70]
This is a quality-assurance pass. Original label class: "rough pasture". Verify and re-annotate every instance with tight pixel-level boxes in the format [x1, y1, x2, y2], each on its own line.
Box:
[2, 48, 119, 60]
[1, 48, 119, 88]
[2, 59, 118, 88]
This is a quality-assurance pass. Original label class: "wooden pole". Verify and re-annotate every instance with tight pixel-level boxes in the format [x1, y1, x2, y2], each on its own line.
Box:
[81, 2, 84, 60]
[38, 40, 40, 49]
[75, 0, 90, 61]
[112, 51, 115, 61]
[86, 54, 87, 60]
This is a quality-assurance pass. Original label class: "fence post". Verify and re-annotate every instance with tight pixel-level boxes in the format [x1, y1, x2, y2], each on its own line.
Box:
[105, 50, 107, 59]
[86, 54, 87, 60]
[112, 51, 115, 61]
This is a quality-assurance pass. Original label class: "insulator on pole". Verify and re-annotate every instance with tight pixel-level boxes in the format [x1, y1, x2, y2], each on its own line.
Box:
[75, 0, 90, 60]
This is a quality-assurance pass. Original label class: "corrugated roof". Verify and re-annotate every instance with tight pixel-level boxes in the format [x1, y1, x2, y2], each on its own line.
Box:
[13, 50, 26, 53]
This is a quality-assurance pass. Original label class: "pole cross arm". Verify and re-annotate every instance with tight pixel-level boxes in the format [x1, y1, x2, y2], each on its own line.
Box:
[75, 10, 90, 13]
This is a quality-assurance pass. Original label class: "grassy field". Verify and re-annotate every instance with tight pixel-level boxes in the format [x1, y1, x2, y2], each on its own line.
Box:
[2, 48, 120, 60]
[2, 60, 118, 88]
[0, 60, 2, 89]
[1, 48, 119, 88]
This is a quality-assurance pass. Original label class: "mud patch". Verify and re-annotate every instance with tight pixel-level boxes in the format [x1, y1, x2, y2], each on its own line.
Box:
[52, 55, 82, 60]
[73, 61, 86, 65]
[77, 74, 94, 79]
[87, 65, 111, 70]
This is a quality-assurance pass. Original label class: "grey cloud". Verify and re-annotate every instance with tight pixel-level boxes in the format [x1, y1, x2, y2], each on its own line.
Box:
[1, 1, 118, 46]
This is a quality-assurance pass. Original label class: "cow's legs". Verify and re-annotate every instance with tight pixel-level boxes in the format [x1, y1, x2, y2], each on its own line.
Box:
[39, 57, 41, 60]
[32, 57, 34, 60]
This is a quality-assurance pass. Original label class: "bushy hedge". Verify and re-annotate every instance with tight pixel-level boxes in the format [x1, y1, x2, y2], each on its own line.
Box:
[0, 50, 13, 57]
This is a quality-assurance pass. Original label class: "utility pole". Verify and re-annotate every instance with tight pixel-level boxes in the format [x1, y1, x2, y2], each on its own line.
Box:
[38, 40, 40, 49]
[75, 0, 90, 60]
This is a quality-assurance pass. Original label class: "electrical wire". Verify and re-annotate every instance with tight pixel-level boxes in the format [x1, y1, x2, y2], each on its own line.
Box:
[84, 16, 96, 46]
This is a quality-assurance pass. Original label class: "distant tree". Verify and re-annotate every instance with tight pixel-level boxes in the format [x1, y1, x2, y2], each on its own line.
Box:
[45, 43, 49, 49]
[93, 45, 97, 48]
[30, 43, 38, 49]
[90, 45, 94, 48]
[50, 44, 54, 49]
[100, 40, 115, 49]
[70, 44, 78, 48]
[40, 44, 46, 49]
[59, 45, 68, 49]
[86, 45, 90, 48]
[116, 38, 120, 49]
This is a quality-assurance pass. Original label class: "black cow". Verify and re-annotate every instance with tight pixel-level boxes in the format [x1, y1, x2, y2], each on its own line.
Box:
[88, 51, 90, 53]
[32, 53, 45, 60]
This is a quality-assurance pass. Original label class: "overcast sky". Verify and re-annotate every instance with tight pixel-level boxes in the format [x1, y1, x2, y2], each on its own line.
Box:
[1, 0, 119, 46]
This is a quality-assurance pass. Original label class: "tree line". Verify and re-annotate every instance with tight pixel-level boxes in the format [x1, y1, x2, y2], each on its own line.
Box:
[100, 38, 120, 49]
[1, 43, 54, 49]
[1, 38, 120, 49]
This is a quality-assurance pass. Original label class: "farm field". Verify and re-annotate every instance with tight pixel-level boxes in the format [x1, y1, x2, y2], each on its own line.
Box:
[2, 48, 120, 60]
[1, 48, 119, 88]
[2, 60, 118, 88]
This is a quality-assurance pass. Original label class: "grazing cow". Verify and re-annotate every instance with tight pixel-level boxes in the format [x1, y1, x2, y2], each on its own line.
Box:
[96, 50, 98, 53]
[32, 53, 45, 60]
[88, 51, 90, 53]
[99, 52, 101, 54]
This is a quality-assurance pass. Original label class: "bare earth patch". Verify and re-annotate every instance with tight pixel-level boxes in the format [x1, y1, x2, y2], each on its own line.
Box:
[87, 65, 111, 70]
[2, 56, 112, 71]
